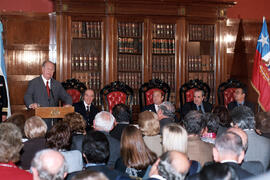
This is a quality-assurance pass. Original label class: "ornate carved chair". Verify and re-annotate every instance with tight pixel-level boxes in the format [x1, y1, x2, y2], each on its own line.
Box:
[100, 81, 133, 112]
[217, 78, 243, 107]
[62, 78, 87, 104]
[179, 79, 211, 107]
[139, 79, 170, 111]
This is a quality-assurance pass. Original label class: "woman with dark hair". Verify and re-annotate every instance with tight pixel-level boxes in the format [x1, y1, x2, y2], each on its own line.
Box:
[255, 111, 270, 139]
[115, 125, 157, 178]
[5, 113, 26, 138]
[212, 105, 232, 136]
[46, 121, 83, 173]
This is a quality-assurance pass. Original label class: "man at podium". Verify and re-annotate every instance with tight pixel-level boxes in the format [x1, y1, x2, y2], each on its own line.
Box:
[24, 60, 72, 128]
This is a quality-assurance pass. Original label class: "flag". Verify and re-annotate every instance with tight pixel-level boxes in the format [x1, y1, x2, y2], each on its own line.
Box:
[251, 17, 270, 111]
[0, 21, 11, 117]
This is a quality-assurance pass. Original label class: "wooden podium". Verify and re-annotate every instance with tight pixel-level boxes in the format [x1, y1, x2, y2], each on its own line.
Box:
[33, 106, 74, 119]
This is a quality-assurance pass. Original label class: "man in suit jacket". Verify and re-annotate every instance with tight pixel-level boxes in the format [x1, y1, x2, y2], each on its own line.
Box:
[228, 86, 255, 112]
[24, 61, 72, 128]
[143, 90, 164, 113]
[0, 75, 8, 122]
[181, 89, 212, 118]
[73, 89, 99, 130]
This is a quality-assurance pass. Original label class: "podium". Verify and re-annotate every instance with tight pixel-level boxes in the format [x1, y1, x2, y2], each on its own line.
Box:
[32, 106, 74, 119]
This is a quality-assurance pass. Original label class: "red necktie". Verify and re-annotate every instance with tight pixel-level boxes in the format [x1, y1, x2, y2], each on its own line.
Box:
[46, 81, 50, 97]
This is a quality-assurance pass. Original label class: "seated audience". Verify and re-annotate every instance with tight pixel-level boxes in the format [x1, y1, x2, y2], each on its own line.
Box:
[181, 89, 213, 118]
[143, 90, 164, 113]
[115, 125, 157, 178]
[5, 112, 26, 138]
[93, 111, 120, 168]
[183, 110, 213, 166]
[255, 111, 270, 139]
[18, 116, 47, 170]
[31, 149, 68, 180]
[71, 170, 109, 180]
[148, 151, 190, 180]
[157, 101, 176, 133]
[212, 105, 231, 137]
[138, 111, 162, 156]
[110, 103, 132, 141]
[230, 106, 270, 170]
[46, 121, 83, 173]
[0, 123, 32, 179]
[201, 113, 220, 144]
[198, 162, 238, 180]
[73, 89, 99, 130]
[227, 85, 255, 113]
[63, 112, 86, 153]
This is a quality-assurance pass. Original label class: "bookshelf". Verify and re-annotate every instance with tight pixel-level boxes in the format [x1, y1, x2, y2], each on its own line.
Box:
[151, 23, 176, 102]
[117, 22, 143, 105]
[71, 21, 103, 106]
[187, 24, 215, 103]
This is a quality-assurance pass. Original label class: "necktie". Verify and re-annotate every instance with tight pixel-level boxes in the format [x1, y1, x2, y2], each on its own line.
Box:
[46, 81, 50, 97]
[198, 105, 202, 112]
[86, 105, 90, 113]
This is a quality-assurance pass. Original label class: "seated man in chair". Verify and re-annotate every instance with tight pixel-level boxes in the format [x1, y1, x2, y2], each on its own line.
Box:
[181, 89, 212, 118]
[143, 90, 164, 113]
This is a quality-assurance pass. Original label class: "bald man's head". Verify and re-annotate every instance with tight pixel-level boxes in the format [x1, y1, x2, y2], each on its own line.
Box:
[31, 149, 68, 180]
[227, 127, 248, 151]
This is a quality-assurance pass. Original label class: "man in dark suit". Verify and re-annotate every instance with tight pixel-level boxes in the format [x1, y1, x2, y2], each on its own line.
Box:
[73, 89, 99, 130]
[0, 75, 7, 122]
[157, 101, 175, 133]
[227, 86, 255, 113]
[143, 90, 164, 113]
[24, 60, 72, 128]
[181, 89, 212, 118]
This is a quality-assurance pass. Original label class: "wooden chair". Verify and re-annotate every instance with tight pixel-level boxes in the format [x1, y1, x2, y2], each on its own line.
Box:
[62, 78, 87, 104]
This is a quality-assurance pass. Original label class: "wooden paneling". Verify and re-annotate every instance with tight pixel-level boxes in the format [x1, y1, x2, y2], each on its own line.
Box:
[1, 13, 50, 114]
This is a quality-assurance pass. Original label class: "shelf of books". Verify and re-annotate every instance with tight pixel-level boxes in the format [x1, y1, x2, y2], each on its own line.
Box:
[71, 21, 103, 106]
[187, 24, 215, 103]
[152, 23, 176, 103]
[117, 22, 143, 106]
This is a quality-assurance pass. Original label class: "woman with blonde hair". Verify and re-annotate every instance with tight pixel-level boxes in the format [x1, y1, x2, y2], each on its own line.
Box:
[138, 111, 162, 156]
[115, 125, 157, 178]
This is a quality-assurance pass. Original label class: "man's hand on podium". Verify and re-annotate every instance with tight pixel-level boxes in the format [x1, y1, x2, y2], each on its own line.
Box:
[29, 103, 40, 109]
[63, 104, 72, 107]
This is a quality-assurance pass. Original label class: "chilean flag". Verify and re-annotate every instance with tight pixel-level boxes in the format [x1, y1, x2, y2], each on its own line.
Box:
[251, 17, 270, 111]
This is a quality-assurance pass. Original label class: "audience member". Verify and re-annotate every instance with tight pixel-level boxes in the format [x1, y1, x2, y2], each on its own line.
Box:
[73, 89, 99, 130]
[212, 105, 232, 137]
[201, 113, 219, 144]
[63, 112, 86, 153]
[18, 116, 47, 170]
[110, 104, 132, 141]
[231, 106, 270, 170]
[148, 151, 190, 180]
[93, 111, 120, 168]
[138, 111, 162, 156]
[81, 130, 126, 180]
[255, 111, 270, 139]
[46, 121, 83, 173]
[183, 110, 213, 166]
[5, 112, 26, 138]
[143, 90, 164, 113]
[181, 89, 212, 117]
[115, 125, 157, 178]
[71, 170, 109, 180]
[212, 131, 253, 179]
[227, 85, 255, 113]
[0, 123, 32, 179]
[157, 101, 176, 133]
[31, 149, 68, 180]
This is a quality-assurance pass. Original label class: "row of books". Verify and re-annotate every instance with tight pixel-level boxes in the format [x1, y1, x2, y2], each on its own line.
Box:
[187, 55, 214, 71]
[73, 72, 101, 91]
[152, 55, 175, 72]
[152, 24, 175, 38]
[72, 21, 102, 39]
[118, 37, 142, 54]
[189, 24, 215, 41]
[71, 54, 100, 71]
[118, 55, 141, 71]
[118, 23, 142, 37]
[152, 73, 175, 91]
[118, 72, 142, 90]
[152, 39, 175, 54]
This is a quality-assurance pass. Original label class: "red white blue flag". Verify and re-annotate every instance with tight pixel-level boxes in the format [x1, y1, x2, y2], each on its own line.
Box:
[251, 17, 270, 111]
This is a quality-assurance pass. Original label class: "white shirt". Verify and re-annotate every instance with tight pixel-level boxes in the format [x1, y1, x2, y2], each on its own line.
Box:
[155, 104, 160, 112]
[41, 75, 51, 88]
[84, 101, 91, 111]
